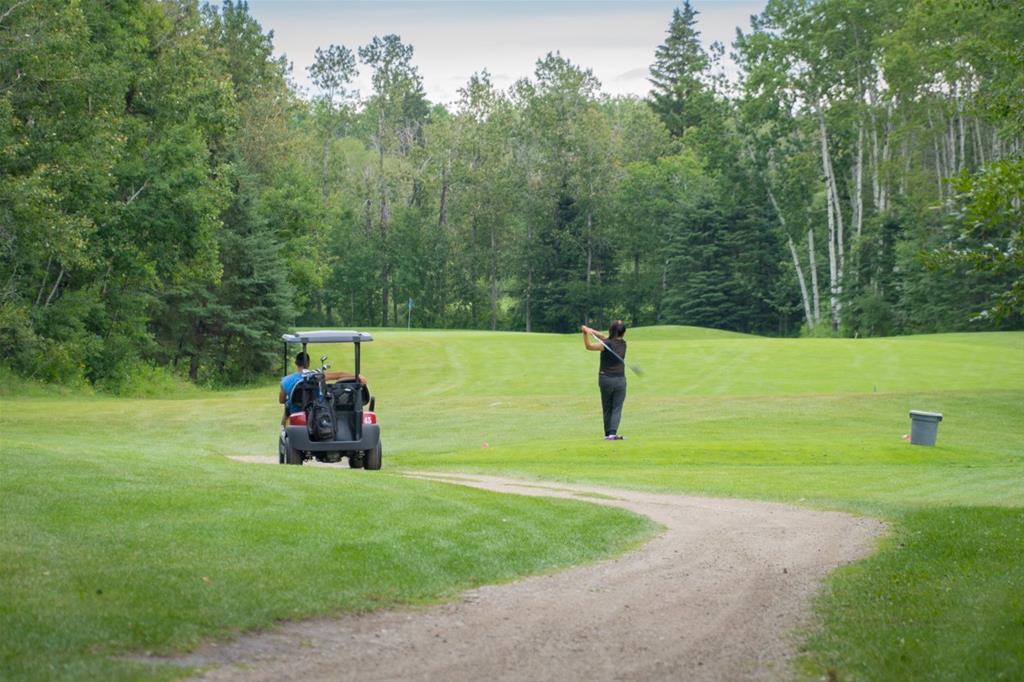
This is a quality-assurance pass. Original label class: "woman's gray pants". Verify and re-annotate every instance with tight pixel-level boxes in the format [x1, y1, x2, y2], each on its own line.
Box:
[598, 374, 627, 436]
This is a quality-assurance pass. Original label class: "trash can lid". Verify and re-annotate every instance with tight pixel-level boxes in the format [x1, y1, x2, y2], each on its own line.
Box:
[909, 410, 943, 421]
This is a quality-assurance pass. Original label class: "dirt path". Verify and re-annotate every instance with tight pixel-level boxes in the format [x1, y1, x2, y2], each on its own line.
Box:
[177, 469, 884, 681]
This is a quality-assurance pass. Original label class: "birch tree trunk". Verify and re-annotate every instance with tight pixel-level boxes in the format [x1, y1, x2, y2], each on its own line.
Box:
[869, 87, 881, 211]
[438, 160, 449, 229]
[947, 114, 957, 177]
[807, 225, 821, 326]
[744, 141, 816, 328]
[957, 92, 966, 173]
[44, 267, 64, 307]
[818, 110, 843, 331]
[974, 118, 986, 166]
[868, 90, 891, 213]
[929, 109, 945, 199]
[854, 121, 864, 238]
[880, 98, 893, 212]
[788, 236, 813, 328]
[824, 176, 840, 332]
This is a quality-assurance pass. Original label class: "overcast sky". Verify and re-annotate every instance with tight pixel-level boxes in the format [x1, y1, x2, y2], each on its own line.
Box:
[239, 1, 767, 104]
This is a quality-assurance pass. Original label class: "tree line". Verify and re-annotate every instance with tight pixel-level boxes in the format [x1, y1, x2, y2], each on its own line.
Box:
[1, 0, 1020, 388]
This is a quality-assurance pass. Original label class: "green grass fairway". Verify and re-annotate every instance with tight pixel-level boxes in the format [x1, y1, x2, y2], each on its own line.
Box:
[0, 414, 655, 681]
[2, 328, 1022, 681]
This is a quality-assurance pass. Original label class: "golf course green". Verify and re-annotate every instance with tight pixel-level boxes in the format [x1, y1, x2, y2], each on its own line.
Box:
[2, 327, 1022, 680]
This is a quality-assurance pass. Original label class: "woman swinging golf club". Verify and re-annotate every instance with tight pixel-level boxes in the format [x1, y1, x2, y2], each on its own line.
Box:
[582, 320, 628, 440]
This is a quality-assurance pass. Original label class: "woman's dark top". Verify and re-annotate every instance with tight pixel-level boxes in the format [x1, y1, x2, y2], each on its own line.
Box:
[599, 338, 627, 375]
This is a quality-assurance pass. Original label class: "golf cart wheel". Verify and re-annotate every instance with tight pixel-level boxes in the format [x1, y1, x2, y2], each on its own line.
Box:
[347, 454, 364, 469]
[283, 440, 303, 466]
[364, 442, 382, 471]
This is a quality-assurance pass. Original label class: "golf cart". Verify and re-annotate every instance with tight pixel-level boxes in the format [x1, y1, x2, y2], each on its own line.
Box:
[278, 330, 382, 469]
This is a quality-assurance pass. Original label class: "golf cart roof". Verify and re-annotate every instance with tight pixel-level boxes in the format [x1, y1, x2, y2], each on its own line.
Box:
[281, 330, 373, 344]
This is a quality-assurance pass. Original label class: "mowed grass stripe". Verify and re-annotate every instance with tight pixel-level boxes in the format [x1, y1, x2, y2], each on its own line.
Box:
[630, 337, 1023, 395]
[346, 327, 1023, 399]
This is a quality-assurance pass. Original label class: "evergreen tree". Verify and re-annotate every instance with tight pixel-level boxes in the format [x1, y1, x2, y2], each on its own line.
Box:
[213, 203, 295, 382]
[720, 200, 792, 335]
[648, 2, 715, 137]
[661, 198, 733, 328]
[530, 190, 584, 332]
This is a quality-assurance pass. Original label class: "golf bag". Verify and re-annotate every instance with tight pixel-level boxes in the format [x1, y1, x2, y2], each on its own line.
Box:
[306, 398, 335, 441]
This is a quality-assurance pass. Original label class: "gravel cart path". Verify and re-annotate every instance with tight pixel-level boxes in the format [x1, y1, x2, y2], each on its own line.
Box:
[177, 468, 883, 681]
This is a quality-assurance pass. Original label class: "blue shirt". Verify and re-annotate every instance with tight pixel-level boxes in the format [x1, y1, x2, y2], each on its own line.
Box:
[281, 371, 307, 414]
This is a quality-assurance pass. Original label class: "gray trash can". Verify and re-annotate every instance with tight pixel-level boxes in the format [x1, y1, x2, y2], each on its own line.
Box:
[909, 410, 943, 446]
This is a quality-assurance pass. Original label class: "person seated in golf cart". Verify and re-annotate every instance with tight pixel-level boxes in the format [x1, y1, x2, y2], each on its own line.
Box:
[279, 351, 367, 423]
